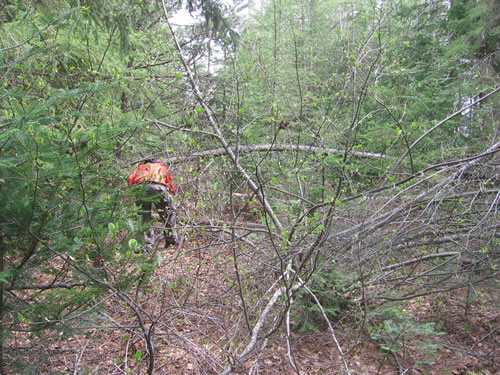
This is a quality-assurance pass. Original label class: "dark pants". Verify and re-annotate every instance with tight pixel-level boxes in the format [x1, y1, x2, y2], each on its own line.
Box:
[140, 183, 177, 251]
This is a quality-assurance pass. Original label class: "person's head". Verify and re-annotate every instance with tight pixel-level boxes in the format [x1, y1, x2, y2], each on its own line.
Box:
[142, 158, 161, 164]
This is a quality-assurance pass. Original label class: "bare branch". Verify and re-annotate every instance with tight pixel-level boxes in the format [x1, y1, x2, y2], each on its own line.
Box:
[219, 282, 302, 375]
[301, 281, 351, 375]
[141, 144, 385, 165]
[391, 85, 500, 173]
[379, 252, 459, 272]
[3, 282, 85, 291]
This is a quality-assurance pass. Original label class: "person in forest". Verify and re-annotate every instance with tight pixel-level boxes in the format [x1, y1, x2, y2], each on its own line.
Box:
[128, 158, 178, 252]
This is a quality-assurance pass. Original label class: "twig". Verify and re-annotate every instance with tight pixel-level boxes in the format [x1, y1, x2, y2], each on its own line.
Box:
[371, 272, 498, 301]
[471, 326, 498, 349]
[113, 363, 127, 374]
[73, 338, 91, 375]
[124, 335, 131, 373]
[392, 351, 410, 375]
[219, 282, 302, 375]
[301, 282, 351, 375]
[3, 282, 85, 291]
[379, 252, 459, 272]
[285, 305, 300, 374]
[391, 85, 500, 174]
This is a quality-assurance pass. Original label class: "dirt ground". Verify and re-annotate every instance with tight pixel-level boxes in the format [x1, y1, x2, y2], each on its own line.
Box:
[7, 236, 499, 375]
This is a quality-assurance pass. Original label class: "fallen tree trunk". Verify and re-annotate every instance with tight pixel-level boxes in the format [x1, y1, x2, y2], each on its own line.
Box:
[135, 144, 385, 165]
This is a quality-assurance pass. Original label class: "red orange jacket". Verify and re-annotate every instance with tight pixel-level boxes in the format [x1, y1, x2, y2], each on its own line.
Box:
[128, 162, 176, 194]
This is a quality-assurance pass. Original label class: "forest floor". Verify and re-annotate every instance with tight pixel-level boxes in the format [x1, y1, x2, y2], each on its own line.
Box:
[12, 234, 499, 375]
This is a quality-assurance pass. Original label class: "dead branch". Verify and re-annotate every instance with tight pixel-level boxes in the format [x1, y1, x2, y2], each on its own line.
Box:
[3, 282, 85, 291]
[301, 281, 351, 374]
[371, 272, 498, 302]
[72, 337, 91, 375]
[379, 251, 460, 272]
[329, 141, 500, 246]
[219, 282, 303, 375]
[391, 85, 500, 173]
[140, 143, 385, 165]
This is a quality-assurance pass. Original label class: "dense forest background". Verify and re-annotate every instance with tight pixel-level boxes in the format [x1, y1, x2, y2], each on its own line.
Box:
[0, 0, 498, 373]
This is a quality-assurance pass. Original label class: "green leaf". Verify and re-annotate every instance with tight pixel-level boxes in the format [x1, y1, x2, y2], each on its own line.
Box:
[128, 239, 138, 250]
[134, 350, 143, 362]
